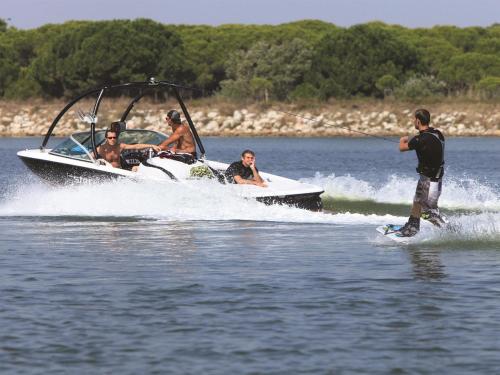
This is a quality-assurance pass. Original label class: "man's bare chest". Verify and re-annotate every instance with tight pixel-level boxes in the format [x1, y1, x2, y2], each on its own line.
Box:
[103, 145, 121, 159]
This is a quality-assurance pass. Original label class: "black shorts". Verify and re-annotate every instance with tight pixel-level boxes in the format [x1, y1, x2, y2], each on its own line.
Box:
[158, 151, 197, 164]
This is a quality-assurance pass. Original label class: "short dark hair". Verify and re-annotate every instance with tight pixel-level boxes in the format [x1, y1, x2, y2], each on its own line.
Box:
[241, 149, 255, 158]
[105, 129, 117, 139]
[110, 121, 125, 134]
[167, 110, 181, 124]
[415, 109, 431, 125]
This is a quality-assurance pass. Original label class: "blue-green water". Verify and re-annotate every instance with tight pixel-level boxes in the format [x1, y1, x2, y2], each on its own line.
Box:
[1, 137, 500, 374]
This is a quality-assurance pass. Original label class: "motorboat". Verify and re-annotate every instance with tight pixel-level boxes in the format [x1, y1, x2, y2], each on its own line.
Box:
[17, 79, 324, 210]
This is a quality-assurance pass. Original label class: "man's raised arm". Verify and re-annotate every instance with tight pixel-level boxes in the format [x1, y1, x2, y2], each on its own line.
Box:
[399, 136, 410, 152]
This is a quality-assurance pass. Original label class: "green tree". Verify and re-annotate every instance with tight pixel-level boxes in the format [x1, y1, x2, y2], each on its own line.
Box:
[177, 20, 336, 96]
[474, 38, 500, 54]
[289, 82, 320, 100]
[410, 37, 461, 75]
[0, 19, 499, 100]
[477, 76, 500, 99]
[249, 77, 273, 102]
[0, 40, 18, 96]
[376, 74, 399, 97]
[4, 66, 42, 99]
[429, 26, 485, 52]
[310, 23, 421, 98]
[439, 52, 500, 91]
[0, 19, 7, 32]
[30, 20, 189, 97]
[394, 75, 447, 99]
[220, 38, 313, 100]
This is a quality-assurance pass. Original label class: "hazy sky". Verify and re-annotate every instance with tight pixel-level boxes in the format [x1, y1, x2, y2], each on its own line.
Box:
[2, 0, 499, 29]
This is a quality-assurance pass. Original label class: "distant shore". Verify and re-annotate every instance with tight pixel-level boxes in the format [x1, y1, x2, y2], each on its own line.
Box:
[1, 100, 499, 137]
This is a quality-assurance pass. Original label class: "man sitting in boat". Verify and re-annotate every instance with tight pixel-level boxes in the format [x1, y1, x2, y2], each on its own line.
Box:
[225, 150, 267, 187]
[158, 110, 197, 163]
[97, 128, 161, 168]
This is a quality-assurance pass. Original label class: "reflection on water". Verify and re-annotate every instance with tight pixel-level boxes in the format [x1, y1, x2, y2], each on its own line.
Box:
[407, 249, 447, 281]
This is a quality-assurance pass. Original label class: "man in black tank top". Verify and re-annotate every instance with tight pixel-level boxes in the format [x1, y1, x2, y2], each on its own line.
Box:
[397, 109, 446, 237]
[225, 149, 267, 187]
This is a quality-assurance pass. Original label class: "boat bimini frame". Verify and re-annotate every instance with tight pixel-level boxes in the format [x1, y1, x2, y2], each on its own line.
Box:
[40, 77, 206, 160]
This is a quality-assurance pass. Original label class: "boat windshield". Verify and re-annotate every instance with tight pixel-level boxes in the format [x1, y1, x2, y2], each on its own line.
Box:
[116, 130, 167, 145]
[50, 130, 167, 161]
[49, 133, 101, 161]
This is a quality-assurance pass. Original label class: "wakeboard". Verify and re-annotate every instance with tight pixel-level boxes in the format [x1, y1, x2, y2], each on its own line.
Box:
[376, 224, 412, 244]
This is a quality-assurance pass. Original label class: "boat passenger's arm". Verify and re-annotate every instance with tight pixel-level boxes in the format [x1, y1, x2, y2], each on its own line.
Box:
[159, 135, 179, 150]
[234, 175, 254, 185]
[234, 174, 267, 187]
[249, 161, 266, 186]
[121, 143, 161, 152]
[159, 128, 184, 151]
[251, 167, 265, 185]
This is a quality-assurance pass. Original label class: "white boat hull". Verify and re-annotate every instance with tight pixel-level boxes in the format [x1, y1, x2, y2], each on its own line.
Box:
[18, 149, 324, 210]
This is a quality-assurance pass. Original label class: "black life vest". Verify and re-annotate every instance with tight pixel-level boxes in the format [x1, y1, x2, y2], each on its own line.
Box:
[415, 128, 445, 181]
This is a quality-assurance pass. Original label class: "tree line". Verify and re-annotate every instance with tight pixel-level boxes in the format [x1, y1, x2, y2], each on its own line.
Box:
[0, 18, 499, 101]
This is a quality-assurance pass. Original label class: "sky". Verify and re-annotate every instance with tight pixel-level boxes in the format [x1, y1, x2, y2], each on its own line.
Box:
[1, 0, 499, 29]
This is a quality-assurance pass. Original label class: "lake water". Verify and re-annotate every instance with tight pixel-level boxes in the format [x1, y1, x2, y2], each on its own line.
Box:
[1, 136, 500, 374]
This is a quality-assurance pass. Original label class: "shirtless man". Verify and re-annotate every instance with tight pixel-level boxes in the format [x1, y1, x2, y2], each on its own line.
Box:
[97, 129, 161, 168]
[158, 110, 197, 158]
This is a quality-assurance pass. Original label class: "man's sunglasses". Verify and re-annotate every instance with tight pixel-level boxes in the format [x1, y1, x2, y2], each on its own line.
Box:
[107, 136, 117, 139]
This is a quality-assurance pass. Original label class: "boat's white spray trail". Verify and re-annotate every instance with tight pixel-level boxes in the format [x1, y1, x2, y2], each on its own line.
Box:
[375, 212, 500, 245]
[0, 179, 401, 225]
[2, 174, 500, 242]
[304, 173, 500, 210]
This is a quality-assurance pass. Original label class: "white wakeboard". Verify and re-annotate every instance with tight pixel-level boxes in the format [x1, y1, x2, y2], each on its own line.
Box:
[376, 224, 412, 244]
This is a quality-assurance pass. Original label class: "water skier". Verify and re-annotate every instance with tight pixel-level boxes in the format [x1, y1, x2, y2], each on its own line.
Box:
[397, 109, 446, 237]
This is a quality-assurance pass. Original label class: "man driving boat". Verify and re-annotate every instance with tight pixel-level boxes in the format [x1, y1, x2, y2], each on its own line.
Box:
[159, 110, 197, 162]
[97, 127, 161, 168]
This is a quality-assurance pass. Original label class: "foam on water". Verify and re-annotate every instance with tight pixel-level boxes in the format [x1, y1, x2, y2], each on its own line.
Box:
[368, 209, 500, 246]
[0, 179, 401, 225]
[2, 174, 499, 244]
[388, 212, 500, 245]
[304, 173, 500, 211]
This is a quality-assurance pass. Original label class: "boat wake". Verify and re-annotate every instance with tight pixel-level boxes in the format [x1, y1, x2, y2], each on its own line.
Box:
[304, 172, 500, 245]
[2, 174, 500, 245]
[0, 178, 401, 225]
[304, 173, 500, 215]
